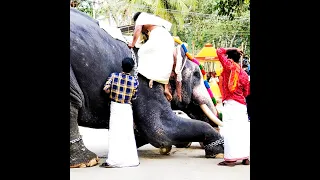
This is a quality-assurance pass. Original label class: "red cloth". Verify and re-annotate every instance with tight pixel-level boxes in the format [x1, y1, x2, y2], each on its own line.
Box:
[216, 48, 250, 105]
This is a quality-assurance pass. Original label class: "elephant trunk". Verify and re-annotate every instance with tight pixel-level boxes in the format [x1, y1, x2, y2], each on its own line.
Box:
[192, 81, 223, 127]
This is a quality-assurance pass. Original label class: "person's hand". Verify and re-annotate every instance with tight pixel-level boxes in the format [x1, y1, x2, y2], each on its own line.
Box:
[104, 88, 110, 94]
[237, 48, 244, 56]
[216, 98, 222, 104]
[226, 47, 243, 56]
[128, 43, 134, 48]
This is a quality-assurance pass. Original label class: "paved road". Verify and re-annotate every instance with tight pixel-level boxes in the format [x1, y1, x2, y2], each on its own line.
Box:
[70, 127, 250, 180]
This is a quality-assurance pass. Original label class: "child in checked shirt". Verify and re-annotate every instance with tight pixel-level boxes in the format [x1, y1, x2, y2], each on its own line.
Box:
[100, 57, 140, 168]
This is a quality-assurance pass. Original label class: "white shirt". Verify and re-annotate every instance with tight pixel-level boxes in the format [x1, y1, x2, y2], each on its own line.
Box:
[135, 12, 172, 31]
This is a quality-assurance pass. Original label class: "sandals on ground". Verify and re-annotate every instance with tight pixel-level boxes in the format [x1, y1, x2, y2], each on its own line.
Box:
[242, 159, 250, 165]
[218, 161, 236, 167]
[218, 159, 250, 166]
[100, 162, 117, 168]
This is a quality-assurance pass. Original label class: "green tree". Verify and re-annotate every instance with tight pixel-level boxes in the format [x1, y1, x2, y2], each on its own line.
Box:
[125, 0, 250, 56]
[71, 0, 94, 17]
[71, 0, 250, 56]
[127, 0, 198, 35]
[213, 0, 250, 20]
[176, 0, 250, 56]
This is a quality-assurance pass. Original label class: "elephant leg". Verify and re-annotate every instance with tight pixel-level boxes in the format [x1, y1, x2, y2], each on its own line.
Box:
[170, 119, 224, 158]
[203, 127, 224, 158]
[70, 103, 99, 168]
[204, 139, 224, 158]
[159, 146, 172, 155]
[174, 142, 192, 148]
[199, 127, 220, 149]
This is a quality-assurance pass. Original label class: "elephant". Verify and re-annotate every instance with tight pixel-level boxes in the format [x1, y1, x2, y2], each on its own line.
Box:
[70, 7, 224, 168]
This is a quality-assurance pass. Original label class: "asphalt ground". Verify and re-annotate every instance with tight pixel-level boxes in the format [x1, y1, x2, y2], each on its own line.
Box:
[70, 127, 250, 180]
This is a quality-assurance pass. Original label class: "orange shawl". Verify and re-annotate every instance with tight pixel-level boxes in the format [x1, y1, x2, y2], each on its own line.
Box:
[228, 62, 240, 93]
[219, 61, 240, 97]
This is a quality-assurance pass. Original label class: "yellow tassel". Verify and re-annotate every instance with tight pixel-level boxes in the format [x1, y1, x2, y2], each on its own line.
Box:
[173, 37, 183, 44]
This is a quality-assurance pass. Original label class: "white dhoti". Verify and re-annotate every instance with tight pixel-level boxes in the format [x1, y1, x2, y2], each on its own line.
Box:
[106, 101, 139, 167]
[220, 99, 250, 161]
[137, 26, 174, 84]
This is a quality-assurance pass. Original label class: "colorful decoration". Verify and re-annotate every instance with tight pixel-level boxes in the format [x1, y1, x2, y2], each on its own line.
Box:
[173, 37, 222, 121]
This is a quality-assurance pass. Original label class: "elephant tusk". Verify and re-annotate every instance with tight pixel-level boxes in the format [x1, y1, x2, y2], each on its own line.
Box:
[200, 104, 223, 127]
[211, 105, 218, 117]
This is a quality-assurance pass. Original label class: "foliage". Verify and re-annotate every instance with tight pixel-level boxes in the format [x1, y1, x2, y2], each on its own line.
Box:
[213, 0, 250, 20]
[176, 0, 250, 56]
[71, 0, 94, 17]
[127, 0, 198, 35]
[98, 0, 132, 26]
[70, 0, 250, 56]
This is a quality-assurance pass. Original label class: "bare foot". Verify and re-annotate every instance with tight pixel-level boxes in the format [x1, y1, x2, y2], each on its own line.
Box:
[164, 84, 172, 101]
[149, 80, 153, 88]
[164, 91, 173, 101]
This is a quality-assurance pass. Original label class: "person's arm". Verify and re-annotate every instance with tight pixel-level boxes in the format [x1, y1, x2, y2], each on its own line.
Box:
[243, 76, 250, 97]
[216, 47, 243, 70]
[128, 25, 142, 48]
[103, 73, 114, 93]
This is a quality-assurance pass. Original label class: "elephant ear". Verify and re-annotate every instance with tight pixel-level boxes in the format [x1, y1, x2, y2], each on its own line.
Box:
[173, 45, 188, 102]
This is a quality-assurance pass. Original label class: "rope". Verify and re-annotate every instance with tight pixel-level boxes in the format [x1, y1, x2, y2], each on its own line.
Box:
[130, 48, 138, 79]
[121, 35, 139, 79]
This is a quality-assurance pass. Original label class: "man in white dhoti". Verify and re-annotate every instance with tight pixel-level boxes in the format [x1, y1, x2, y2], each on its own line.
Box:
[128, 12, 175, 101]
[100, 57, 140, 168]
[216, 47, 250, 166]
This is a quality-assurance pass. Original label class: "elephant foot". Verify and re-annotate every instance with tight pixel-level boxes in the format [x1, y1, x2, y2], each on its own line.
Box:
[70, 137, 99, 168]
[70, 157, 100, 168]
[159, 146, 172, 155]
[204, 138, 224, 158]
[205, 153, 224, 159]
[174, 142, 192, 148]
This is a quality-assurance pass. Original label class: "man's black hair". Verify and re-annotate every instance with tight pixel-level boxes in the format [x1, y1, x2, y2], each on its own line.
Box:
[226, 50, 241, 63]
[122, 57, 135, 73]
[133, 12, 141, 22]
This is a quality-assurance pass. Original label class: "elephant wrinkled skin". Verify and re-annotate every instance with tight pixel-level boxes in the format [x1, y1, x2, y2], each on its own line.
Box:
[70, 8, 223, 168]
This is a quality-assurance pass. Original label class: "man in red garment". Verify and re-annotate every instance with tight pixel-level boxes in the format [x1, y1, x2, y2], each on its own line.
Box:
[216, 47, 250, 166]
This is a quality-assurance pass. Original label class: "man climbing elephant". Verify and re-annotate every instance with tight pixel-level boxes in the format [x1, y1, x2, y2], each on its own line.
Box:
[128, 12, 174, 101]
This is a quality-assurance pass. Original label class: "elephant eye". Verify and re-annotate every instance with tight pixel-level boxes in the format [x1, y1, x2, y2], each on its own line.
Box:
[193, 71, 201, 79]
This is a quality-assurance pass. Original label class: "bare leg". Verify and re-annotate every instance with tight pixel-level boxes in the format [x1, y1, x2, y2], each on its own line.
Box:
[164, 84, 172, 101]
[149, 80, 153, 88]
[176, 81, 182, 102]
